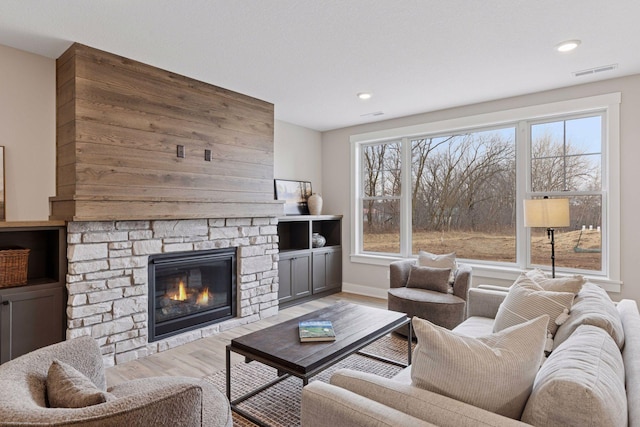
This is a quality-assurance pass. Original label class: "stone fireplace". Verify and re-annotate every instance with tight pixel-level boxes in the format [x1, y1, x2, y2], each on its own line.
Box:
[66, 218, 279, 367]
[52, 44, 284, 367]
[148, 248, 237, 342]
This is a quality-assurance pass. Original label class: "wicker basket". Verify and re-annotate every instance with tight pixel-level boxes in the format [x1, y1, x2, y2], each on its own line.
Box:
[0, 247, 30, 288]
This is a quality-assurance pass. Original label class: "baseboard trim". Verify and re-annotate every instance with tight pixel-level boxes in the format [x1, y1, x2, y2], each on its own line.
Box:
[341, 282, 389, 300]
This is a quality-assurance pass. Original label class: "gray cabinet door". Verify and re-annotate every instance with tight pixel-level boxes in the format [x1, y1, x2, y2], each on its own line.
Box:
[278, 252, 311, 303]
[0, 285, 65, 363]
[312, 248, 342, 293]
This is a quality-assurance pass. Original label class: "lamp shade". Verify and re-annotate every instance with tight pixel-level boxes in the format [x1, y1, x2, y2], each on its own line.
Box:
[523, 198, 570, 228]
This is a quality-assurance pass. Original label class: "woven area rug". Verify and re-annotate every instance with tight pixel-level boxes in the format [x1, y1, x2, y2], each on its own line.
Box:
[205, 334, 413, 427]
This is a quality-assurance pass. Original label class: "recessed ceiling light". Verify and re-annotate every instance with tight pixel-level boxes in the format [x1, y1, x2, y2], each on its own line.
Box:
[555, 40, 581, 53]
[357, 92, 372, 100]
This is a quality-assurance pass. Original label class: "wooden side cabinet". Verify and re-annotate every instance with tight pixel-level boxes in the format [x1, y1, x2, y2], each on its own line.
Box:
[0, 222, 67, 364]
[277, 215, 342, 307]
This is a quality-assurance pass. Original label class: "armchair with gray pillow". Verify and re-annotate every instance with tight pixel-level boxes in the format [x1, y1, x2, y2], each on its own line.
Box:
[0, 335, 232, 427]
[388, 253, 472, 333]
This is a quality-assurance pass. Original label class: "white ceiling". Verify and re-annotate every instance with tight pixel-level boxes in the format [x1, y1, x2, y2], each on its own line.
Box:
[1, 0, 639, 132]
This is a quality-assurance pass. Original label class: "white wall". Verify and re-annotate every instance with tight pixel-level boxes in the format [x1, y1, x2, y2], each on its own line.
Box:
[274, 120, 323, 194]
[322, 74, 640, 304]
[0, 44, 56, 221]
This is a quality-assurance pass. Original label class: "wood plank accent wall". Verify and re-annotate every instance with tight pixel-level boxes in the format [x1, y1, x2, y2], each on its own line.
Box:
[50, 43, 283, 221]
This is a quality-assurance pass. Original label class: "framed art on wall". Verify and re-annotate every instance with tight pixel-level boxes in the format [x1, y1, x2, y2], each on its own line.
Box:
[274, 179, 312, 215]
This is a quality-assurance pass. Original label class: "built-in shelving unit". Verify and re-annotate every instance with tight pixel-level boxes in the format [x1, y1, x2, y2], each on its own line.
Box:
[0, 221, 67, 363]
[277, 215, 342, 307]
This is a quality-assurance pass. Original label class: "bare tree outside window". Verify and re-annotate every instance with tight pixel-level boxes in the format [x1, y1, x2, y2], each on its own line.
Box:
[359, 113, 604, 273]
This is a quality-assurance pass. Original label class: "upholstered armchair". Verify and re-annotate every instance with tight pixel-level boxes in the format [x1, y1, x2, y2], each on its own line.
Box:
[388, 259, 472, 334]
[0, 336, 232, 426]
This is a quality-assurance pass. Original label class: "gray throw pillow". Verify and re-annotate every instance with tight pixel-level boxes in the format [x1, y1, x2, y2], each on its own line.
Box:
[406, 265, 451, 293]
[411, 315, 549, 420]
[47, 359, 115, 408]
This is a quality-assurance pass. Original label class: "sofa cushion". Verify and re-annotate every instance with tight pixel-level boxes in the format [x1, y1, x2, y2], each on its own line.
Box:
[417, 251, 456, 283]
[406, 265, 451, 293]
[522, 325, 627, 427]
[525, 268, 585, 294]
[553, 282, 624, 350]
[47, 359, 115, 408]
[411, 315, 548, 419]
[493, 274, 574, 341]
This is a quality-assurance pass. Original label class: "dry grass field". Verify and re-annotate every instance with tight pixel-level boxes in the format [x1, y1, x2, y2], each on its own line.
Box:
[364, 229, 601, 271]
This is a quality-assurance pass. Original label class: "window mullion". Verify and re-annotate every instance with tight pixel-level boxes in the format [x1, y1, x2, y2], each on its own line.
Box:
[517, 120, 530, 268]
[400, 137, 412, 257]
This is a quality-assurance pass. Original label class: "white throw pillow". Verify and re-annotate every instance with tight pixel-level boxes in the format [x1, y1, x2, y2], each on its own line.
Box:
[525, 268, 585, 294]
[417, 250, 456, 283]
[493, 274, 574, 342]
[411, 315, 549, 420]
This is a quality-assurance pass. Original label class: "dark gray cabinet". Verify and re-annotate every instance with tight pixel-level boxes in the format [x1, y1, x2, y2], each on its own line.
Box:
[0, 283, 65, 363]
[278, 251, 311, 303]
[0, 222, 66, 363]
[312, 248, 342, 293]
[277, 215, 342, 307]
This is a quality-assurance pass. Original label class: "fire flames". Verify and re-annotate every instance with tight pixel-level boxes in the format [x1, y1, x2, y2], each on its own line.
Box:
[169, 280, 188, 301]
[196, 287, 210, 305]
[167, 281, 210, 306]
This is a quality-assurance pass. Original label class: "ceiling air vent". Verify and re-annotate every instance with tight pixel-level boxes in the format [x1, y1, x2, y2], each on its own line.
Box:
[573, 64, 618, 77]
[360, 111, 384, 117]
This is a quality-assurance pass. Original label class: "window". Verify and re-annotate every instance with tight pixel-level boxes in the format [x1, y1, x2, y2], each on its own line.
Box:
[410, 127, 516, 262]
[361, 141, 401, 254]
[529, 115, 603, 272]
[351, 93, 620, 286]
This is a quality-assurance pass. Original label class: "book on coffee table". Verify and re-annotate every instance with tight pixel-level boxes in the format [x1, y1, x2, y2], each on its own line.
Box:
[299, 320, 336, 342]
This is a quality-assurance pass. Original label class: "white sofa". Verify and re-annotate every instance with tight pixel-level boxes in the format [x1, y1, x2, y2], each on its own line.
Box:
[301, 283, 640, 427]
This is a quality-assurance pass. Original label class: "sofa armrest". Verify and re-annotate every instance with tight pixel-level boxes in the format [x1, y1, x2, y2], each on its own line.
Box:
[301, 381, 436, 427]
[466, 288, 508, 319]
[477, 284, 511, 292]
[389, 259, 416, 288]
[0, 377, 231, 427]
[452, 264, 472, 300]
[329, 369, 528, 427]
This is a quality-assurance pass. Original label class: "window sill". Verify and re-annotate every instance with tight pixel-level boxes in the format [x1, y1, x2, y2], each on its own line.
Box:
[350, 253, 622, 293]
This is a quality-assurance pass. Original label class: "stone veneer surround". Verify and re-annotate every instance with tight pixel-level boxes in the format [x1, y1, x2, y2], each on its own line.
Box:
[65, 218, 279, 367]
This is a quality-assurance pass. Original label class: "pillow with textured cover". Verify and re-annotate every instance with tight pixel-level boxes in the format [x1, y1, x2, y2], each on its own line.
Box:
[417, 250, 456, 284]
[553, 282, 624, 350]
[406, 265, 451, 293]
[47, 359, 115, 408]
[525, 268, 585, 294]
[493, 274, 574, 350]
[411, 315, 549, 420]
[522, 325, 627, 427]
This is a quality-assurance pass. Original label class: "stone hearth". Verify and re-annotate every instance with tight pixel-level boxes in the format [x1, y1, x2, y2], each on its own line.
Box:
[65, 218, 279, 367]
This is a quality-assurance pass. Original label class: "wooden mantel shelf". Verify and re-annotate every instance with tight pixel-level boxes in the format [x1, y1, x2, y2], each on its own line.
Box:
[49, 197, 285, 221]
[0, 221, 66, 228]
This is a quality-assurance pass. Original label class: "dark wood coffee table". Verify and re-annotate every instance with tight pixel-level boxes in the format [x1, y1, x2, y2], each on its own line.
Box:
[225, 302, 411, 426]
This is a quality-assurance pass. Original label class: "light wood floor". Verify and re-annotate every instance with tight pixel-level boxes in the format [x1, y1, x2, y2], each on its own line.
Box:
[106, 292, 386, 387]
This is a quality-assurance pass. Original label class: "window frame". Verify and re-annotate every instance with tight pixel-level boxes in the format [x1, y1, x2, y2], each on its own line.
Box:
[350, 93, 621, 291]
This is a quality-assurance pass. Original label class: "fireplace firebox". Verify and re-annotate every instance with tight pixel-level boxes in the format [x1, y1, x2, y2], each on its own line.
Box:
[148, 248, 236, 342]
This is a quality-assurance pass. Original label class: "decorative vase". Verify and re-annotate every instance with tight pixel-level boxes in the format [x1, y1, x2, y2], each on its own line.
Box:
[312, 232, 326, 248]
[307, 193, 323, 216]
